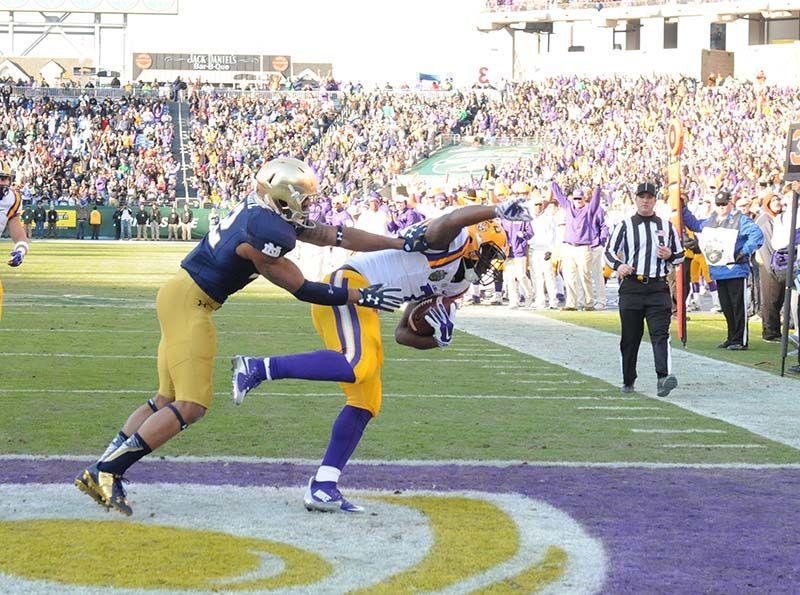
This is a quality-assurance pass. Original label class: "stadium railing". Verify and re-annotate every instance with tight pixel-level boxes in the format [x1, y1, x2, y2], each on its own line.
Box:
[11, 87, 160, 99]
[484, 0, 735, 11]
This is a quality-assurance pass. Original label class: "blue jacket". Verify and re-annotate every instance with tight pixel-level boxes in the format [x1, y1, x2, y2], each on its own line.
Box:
[682, 207, 764, 280]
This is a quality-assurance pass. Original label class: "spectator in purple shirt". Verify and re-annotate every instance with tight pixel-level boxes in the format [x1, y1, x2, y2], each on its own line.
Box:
[552, 180, 603, 310]
[502, 217, 534, 308]
[386, 194, 425, 236]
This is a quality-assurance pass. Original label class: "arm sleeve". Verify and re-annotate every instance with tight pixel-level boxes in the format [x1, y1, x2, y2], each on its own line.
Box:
[551, 181, 569, 209]
[681, 206, 705, 232]
[587, 186, 602, 216]
[292, 280, 349, 305]
[740, 215, 765, 256]
[604, 220, 627, 270]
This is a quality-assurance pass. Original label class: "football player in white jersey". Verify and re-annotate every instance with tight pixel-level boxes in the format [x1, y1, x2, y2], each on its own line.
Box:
[0, 162, 29, 320]
[230, 197, 531, 512]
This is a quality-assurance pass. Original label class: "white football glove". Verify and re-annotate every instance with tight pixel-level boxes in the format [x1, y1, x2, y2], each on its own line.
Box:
[424, 302, 457, 348]
[494, 197, 532, 221]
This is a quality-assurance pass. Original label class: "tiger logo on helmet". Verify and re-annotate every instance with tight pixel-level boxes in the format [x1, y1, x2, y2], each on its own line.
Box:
[254, 157, 319, 228]
[463, 220, 508, 285]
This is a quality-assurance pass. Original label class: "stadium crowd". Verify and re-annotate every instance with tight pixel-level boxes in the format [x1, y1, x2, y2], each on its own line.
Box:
[0, 89, 178, 208]
[1, 73, 798, 365]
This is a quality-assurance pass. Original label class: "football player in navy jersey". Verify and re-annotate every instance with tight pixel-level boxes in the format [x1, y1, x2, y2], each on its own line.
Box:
[75, 157, 428, 516]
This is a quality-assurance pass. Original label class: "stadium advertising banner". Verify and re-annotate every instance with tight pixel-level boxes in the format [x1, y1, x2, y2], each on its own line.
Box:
[133, 53, 291, 79]
[2, 0, 178, 14]
[55, 209, 76, 229]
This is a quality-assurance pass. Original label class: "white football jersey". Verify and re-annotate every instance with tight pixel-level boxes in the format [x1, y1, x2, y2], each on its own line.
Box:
[346, 228, 471, 302]
[0, 188, 21, 236]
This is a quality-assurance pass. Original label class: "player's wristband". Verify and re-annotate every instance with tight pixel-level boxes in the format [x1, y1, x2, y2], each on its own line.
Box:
[292, 280, 349, 305]
[13, 241, 28, 255]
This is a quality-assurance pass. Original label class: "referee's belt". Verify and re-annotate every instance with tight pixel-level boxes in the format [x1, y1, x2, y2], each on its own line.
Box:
[629, 275, 667, 284]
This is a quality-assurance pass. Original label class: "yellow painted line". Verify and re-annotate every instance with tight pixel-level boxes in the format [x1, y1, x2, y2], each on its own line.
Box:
[472, 545, 568, 594]
[0, 519, 330, 591]
[355, 495, 519, 594]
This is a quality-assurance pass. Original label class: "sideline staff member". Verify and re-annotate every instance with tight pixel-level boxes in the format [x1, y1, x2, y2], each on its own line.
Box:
[605, 182, 684, 396]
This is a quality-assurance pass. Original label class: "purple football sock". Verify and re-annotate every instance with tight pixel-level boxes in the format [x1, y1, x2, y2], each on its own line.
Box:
[708, 280, 718, 292]
[691, 282, 700, 294]
[320, 405, 372, 473]
[268, 350, 355, 383]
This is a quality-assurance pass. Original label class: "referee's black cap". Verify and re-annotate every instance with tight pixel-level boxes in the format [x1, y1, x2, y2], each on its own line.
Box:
[635, 182, 658, 197]
[714, 190, 732, 206]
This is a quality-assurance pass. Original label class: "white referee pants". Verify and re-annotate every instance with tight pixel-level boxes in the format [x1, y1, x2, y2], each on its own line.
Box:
[529, 248, 558, 308]
[591, 247, 607, 307]
[561, 243, 594, 309]
[505, 256, 533, 308]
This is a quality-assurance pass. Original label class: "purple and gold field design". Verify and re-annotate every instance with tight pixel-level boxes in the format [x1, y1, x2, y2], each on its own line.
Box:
[1, 243, 799, 593]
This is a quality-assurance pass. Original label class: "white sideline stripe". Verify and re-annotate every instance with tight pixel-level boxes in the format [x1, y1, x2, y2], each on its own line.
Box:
[2, 454, 797, 469]
[661, 444, 767, 449]
[0, 388, 633, 401]
[456, 308, 800, 450]
[605, 417, 676, 421]
[631, 429, 727, 434]
[578, 406, 664, 411]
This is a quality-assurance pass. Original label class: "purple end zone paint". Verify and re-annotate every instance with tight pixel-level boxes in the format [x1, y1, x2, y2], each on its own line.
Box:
[1, 458, 798, 593]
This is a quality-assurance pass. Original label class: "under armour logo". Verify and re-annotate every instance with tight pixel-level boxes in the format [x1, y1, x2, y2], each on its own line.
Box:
[197, 299, 212, 309]
[366, 295, 379, 304]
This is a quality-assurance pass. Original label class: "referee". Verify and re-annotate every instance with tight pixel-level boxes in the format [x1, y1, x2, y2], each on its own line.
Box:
[605, 182, 684, 396]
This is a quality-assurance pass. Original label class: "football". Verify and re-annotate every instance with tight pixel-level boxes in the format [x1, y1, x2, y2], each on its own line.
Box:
[407, 295, 457, 336]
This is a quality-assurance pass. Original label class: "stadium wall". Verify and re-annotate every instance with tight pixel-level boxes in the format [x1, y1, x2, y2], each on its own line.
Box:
[40, 207, 217, 240]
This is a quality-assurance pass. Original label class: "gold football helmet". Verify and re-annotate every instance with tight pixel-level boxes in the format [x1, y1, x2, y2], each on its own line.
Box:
[255, 157, 319, 227]
[0, 161, 14, 188]
[464, 220, 508, 285]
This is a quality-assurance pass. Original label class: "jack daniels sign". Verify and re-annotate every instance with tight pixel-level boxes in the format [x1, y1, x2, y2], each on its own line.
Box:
[133, 53, 291, 78]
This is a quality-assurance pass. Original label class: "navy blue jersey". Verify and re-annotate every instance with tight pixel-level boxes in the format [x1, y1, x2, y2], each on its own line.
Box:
[181, 198, 298, 304]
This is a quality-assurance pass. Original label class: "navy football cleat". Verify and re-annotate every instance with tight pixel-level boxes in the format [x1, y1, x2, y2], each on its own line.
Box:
[303, 477, 364, 513]
[231, 355, 264, 406]
[75, 464, 133, 516]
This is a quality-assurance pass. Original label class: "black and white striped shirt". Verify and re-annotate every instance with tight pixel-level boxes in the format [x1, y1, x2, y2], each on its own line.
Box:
[605, 214, 685, 278]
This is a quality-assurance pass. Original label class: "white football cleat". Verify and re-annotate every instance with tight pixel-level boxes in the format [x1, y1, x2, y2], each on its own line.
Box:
[230, 355, 266, 406]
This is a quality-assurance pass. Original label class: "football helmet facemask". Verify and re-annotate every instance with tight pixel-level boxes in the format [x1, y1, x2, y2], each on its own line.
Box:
[255, 157, 319, 228]
[464, 223, 507, 285]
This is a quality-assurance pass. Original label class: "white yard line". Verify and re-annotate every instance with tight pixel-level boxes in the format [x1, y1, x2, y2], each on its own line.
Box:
[577, 406, 664, 411]
[604, 417, 675, 421]
[631, 429, 727, 434]
[0, 387, 633, 402]
[661, 444, 766, 449]
[457, 308, 800, 451]
[1, 454, 796, 469]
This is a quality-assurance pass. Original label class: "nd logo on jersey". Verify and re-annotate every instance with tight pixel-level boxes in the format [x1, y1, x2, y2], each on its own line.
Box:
[261, 242, 282, 257]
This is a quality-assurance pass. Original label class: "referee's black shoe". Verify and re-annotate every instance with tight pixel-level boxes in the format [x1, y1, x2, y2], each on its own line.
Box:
[717, 340, 731, 349]
[727, 344, 748, 351]
[656, 375, 678, 397]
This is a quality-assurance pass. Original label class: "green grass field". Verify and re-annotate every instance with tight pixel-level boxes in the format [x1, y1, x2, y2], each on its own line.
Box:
[540, 310, 800, 378]
[1, 242, 798, 464]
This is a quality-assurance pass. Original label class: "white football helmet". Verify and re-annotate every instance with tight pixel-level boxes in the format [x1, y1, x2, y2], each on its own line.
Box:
[255, 157, 319, 227]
